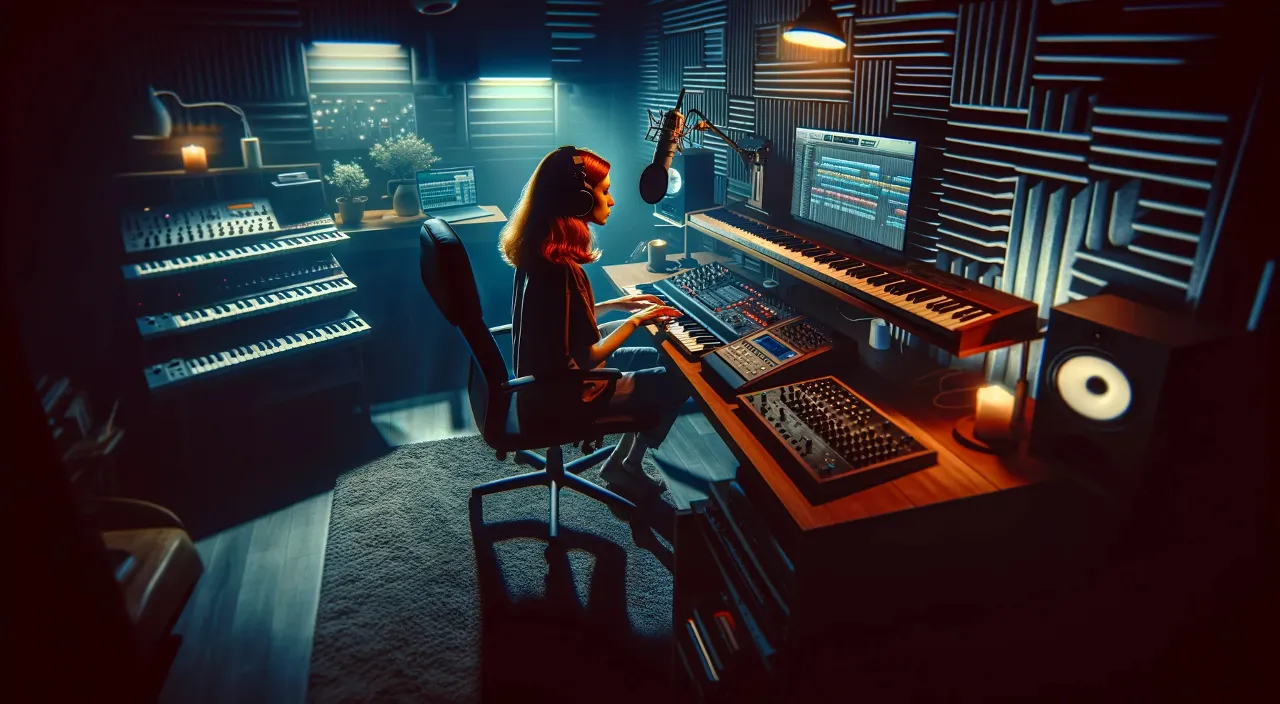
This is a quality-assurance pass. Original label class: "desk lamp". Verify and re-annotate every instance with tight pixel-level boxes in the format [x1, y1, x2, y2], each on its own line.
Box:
[783, 1, 847, 50]
[132, 86, 263, 170]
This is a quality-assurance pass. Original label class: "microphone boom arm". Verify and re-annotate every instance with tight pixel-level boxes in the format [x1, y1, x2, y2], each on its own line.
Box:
[685, 109, 769, 167]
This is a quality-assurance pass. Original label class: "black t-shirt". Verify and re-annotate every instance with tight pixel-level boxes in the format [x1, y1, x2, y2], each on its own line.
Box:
[511, 258, 607, 415]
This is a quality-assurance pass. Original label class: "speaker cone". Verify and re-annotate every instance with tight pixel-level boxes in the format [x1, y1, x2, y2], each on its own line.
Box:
[1054, 353, 1132, 423]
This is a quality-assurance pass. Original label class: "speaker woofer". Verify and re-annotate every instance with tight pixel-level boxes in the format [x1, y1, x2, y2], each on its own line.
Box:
[1053, 351, 1132, 424]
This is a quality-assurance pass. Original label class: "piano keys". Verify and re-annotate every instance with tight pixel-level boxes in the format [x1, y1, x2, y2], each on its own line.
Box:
[144, 310, 371, 394]
[688, 208, 1038, 357]
[634, 263, 796, 360]
[122, 228, 349, 281]
[636, 281, 727, 358]
[136, 273, 356, 339]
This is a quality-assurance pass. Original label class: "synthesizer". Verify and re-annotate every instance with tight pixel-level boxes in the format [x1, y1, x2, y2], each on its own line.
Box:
[703, 316, 836, 395]
[144, 310, 370, 394]
[635, 262, 797, 360]
[688, 208, 1038, 357]
[121, 229, 349, 281]
[136, 268, 356, 339]
[121, 198, 336, 255]
[738, 376, 936, 503]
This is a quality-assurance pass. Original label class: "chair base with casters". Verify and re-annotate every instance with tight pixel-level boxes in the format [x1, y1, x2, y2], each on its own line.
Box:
[474, 444, 636, 538]
[419, 217, 663, 540]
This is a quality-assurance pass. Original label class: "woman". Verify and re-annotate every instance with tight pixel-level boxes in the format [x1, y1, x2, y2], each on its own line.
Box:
[500, 146, 690, 497]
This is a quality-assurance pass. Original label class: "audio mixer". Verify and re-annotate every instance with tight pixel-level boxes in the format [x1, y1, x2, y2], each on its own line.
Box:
[739, 376, 936, 503]
[120, 198, 336, 255]
[637, 262, 796, 359]
[703, 316, 836, 394]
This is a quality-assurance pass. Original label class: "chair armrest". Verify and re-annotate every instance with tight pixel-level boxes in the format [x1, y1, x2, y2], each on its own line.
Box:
[489, 324, 513, 336]
[501, 368, 623, 392]
[81, 498, 187, 532]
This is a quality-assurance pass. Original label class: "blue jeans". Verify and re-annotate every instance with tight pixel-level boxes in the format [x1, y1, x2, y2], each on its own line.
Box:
[595, 322, 692, 449]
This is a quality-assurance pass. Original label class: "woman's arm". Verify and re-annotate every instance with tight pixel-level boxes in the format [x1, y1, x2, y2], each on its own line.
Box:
[577, 304, 681, 367]
[595, 293, 667, 315]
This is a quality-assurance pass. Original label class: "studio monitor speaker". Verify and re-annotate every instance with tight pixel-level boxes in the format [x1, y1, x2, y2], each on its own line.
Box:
[1029, 294, 1255, 505]
[656, 148, 715, 223]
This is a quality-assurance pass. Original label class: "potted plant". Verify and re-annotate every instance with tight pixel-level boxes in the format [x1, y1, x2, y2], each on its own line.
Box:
[325, 161, 371, 225]
[370, 133, 441, 216]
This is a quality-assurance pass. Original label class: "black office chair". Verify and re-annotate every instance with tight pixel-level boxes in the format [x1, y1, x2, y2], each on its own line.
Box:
[419, 218, 654, 537]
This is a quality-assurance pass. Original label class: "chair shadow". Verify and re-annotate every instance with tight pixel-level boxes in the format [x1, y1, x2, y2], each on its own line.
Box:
[469, 495, 673, 704]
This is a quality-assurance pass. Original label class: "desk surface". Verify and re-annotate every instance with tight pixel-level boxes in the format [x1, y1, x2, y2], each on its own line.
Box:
[337, 205, 507, 232]
[601, 258, 1052, 534]
[601, 251, 727, 294]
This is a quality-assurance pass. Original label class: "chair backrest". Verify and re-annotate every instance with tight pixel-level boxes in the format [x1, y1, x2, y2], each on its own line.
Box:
[418, 218, 510, 440]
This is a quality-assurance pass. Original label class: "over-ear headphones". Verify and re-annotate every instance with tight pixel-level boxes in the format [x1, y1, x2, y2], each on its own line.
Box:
[552, 145, 596, 218]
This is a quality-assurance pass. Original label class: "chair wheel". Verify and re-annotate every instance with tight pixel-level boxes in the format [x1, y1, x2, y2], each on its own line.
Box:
[496, 451, 508, 461]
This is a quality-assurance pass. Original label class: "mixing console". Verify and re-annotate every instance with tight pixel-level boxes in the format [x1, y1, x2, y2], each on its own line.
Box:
[739, 376, 935, 503]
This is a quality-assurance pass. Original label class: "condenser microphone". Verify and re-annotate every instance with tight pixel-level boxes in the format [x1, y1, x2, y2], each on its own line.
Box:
[639, 89, 687, 204]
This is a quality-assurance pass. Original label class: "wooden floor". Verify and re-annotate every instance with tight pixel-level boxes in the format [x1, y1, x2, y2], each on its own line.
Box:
[157, 390, 733, 703]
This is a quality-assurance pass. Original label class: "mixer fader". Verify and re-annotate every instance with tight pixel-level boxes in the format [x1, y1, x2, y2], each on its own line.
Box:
[739, 376, 936, 503]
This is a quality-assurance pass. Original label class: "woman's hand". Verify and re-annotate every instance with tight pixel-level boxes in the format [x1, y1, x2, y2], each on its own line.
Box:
[631, 303, 682, 324]
[603, 293, 667, 314]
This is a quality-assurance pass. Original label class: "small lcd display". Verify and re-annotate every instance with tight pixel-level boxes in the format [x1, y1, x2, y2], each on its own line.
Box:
[753, 334, 795, 360]
[227, 203, 255, 210]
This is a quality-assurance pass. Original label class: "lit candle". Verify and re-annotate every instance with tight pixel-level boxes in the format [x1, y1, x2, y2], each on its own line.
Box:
[647, 239, 668, 273]
[973, 384, 1015, 442]
[181, 145, 208, 172]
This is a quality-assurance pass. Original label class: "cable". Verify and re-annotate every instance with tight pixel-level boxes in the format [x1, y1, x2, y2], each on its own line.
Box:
[932, 386, 984, 410]
[154, 90, 252, 137]
[912, 368, 966, 387]
[837, 305, 876, 323]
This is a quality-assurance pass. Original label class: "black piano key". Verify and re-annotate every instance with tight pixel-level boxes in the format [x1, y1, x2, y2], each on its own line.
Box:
[956, 308, 989, 322]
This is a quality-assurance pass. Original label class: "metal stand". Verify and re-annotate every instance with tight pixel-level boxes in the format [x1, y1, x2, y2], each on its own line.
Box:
[472, 443, 635, 538]
[679, 206, 721, 269]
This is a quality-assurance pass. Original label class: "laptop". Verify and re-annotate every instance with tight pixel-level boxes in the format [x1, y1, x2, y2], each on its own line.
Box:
[416, 166, 491, 223]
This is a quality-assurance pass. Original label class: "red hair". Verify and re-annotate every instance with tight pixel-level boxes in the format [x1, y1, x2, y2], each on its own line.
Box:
[499, 148, 610, 268]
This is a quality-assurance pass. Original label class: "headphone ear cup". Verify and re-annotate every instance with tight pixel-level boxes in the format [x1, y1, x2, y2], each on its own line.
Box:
[569, 188, 594, 218]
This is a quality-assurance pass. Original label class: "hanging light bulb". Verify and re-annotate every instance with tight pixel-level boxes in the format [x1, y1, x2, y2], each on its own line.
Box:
[782, 1, 847, 50]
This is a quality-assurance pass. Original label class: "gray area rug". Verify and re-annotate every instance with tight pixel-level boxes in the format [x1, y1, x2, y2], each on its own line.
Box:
[308, 434, 677, 703]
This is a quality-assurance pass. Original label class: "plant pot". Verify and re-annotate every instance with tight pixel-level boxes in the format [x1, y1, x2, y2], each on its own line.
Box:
[388, 179, 421, 217]
[336, 196, 368, 225]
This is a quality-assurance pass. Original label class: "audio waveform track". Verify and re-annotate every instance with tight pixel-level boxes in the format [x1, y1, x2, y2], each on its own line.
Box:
[802, 153, 913, 248]
[791, 129, 918, 252]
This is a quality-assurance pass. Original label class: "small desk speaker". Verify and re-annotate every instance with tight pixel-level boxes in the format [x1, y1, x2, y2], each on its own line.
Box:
[1029, 294, 1251, 503]
[656, 148, 715, 223]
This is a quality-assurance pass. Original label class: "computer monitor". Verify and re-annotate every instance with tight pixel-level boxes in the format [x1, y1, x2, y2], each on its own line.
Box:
[417, 166, 479, 212]
[790, 128, 917, 251]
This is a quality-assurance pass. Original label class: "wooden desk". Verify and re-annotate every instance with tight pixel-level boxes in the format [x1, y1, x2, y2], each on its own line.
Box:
[601, 251, 728, 295]
[336, 204, 507, 232]
[600, 259, 1058, 539]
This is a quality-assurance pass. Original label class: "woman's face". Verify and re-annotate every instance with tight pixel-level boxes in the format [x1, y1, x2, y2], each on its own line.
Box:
[587, 172, 614, 226]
